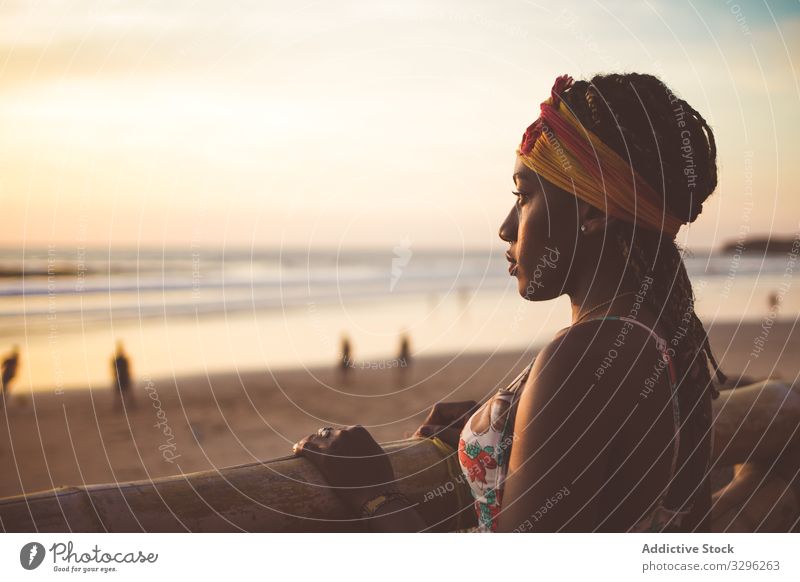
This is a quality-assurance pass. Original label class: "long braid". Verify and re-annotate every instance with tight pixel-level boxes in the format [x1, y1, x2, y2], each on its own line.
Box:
[618, 228, 724, 401]
[561, 73, 726, 526]
[562, 74, 726, 402]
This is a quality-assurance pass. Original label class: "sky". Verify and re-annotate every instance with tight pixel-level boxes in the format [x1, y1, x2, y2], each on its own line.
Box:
[1, 0, 798, 251]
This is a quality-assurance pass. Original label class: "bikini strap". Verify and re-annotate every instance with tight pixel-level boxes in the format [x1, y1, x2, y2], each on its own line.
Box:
[505, 360, 535, 394]
[572, 315, 677, 387]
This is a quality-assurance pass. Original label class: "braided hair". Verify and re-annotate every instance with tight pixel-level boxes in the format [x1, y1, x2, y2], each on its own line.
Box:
[560, 73, 726, 527]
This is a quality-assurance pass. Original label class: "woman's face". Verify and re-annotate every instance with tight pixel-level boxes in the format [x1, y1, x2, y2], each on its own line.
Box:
[499, 156, 583, 300]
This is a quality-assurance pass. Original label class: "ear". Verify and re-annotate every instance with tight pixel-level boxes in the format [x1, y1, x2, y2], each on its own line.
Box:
[577, 201, 608, 236]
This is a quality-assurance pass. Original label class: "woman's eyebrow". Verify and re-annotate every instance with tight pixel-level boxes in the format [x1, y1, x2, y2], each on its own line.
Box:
[514, 172, 534, 186]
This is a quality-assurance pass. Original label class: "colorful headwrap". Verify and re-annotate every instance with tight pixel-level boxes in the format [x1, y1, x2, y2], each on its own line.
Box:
[517, 75, 684, 237]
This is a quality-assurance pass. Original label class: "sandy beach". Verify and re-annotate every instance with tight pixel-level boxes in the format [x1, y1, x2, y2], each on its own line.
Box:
[1, 319, 797, 501]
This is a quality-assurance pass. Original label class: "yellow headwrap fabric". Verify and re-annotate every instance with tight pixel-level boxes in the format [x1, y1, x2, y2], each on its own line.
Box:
[517, 75, 684, 237]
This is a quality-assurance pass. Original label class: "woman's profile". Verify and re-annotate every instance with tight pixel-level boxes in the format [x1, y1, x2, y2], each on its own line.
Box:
[292, 72, 727, 533]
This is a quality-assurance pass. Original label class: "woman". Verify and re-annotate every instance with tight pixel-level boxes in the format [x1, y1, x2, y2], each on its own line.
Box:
[292, 73, 726, 532]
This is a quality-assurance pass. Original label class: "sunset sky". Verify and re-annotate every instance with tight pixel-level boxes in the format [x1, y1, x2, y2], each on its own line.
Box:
[1, 0, 798, 250]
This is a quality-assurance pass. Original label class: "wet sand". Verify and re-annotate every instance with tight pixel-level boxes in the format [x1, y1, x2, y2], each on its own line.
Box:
[1, 320, 797, 499]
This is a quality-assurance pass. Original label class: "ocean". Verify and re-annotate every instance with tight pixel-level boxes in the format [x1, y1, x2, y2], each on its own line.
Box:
[0, 246, 795, 392]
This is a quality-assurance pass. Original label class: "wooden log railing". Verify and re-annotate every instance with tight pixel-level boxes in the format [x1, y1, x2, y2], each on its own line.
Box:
[0, 437, 475, 533]
[709, 380, 800, 532]
[2, 380, 798, 532]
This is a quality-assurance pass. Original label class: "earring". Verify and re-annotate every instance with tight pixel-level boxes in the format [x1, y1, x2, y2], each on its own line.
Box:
[580, 225, 587, 233]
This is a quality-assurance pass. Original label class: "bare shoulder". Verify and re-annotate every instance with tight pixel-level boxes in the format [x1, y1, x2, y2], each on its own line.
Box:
[500, 318, 674, 533]
[526, 318, 662, 407]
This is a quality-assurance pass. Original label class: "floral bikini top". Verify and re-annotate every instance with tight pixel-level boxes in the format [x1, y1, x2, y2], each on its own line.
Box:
[457, 315, 688, 532]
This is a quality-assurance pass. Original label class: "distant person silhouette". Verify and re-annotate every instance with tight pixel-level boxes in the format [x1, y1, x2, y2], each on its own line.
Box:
[398, 332, 412, 368]
[112, 341, 133, 409]
[1, 345, 20, 405]
[768, 291, 780, 317]
[396, 332, 412, 386]
[339, 335, 353, 380]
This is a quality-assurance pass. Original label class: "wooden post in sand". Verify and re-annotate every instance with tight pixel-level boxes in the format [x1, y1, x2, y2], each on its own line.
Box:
[0, 437, 476, 533]
[710, 380, 800, 532]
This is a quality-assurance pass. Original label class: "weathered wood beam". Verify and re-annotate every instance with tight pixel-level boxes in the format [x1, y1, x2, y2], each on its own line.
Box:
[3, 380, 799, 532]
[711, 380, 800, 467]
[0, 437, 476, 533]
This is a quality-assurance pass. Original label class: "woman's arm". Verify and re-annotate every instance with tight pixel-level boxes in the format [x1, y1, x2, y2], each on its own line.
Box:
[363, 496, 429, 532]
[496, 323, 640, 532]
[293, 401, 479, 532]
[292, 425, 433, 532]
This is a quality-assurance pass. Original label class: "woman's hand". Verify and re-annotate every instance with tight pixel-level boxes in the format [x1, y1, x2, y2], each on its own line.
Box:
[411, 400, 479, 450]
[292, 425, 397, 514]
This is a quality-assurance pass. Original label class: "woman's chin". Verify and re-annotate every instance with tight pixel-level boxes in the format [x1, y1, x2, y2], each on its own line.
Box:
[517, 275, 552, 301]
[517, 276, 536, 300]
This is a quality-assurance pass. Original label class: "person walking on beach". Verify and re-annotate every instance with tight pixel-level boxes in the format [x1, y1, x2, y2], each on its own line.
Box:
[1, 345, 20, 405]
[293, 73, 727, 533]
[396, 332, 412, 386]
[398, 332, 412, 368]
[768, 291, 780, 318]
[339, 334, 353, 381]
[112, 341, 133, 409]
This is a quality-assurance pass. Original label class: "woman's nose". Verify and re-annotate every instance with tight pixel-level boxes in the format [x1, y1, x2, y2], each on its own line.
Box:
[498, 205, 518, 243]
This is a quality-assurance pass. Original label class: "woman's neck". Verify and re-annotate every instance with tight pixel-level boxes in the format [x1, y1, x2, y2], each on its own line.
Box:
[568, 246, 643, 325]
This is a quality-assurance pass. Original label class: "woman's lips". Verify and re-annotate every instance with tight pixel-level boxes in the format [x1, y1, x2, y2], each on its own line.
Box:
[506, 252, 518, 276]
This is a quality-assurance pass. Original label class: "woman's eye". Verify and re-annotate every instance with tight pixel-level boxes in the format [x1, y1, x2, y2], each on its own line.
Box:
[512, 190, 528, 207]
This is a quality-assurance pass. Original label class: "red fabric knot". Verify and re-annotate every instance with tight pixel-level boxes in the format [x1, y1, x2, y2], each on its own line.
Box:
[550, 74, 574, 108]
[518, 74, 574, 155]
[519, 118, 542, 155]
